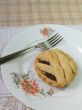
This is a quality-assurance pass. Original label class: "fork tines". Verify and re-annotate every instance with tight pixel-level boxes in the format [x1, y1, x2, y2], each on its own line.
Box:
[45, 33, 63, 48]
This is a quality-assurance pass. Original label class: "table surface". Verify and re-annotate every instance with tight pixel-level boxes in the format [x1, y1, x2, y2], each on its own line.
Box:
[0, 0, 82, 110]
[0, 0, 82, 27]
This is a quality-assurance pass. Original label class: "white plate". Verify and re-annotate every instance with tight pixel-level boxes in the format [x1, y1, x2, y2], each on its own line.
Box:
[1, 24, 82, 110]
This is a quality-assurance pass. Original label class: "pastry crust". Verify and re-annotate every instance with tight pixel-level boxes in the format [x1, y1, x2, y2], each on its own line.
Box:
[34, 49, 77, 87]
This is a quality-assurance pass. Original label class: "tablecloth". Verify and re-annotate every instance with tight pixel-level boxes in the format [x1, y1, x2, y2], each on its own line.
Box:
[0, 0, 82, 26]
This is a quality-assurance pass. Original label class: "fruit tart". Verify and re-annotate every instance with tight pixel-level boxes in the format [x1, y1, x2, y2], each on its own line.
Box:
[34, 49, 77, 87]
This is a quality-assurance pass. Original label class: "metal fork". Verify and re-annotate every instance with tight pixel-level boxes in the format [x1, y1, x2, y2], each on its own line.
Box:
[0, 33, 63, 64]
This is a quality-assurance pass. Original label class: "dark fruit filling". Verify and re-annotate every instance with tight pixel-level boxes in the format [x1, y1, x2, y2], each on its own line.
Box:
[38, 59, 56, 81]
[44, 72, 56, 81]
[39, 59, 50, 65]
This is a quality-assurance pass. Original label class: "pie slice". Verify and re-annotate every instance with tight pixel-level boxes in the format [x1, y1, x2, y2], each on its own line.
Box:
[34, 49, 77, 87]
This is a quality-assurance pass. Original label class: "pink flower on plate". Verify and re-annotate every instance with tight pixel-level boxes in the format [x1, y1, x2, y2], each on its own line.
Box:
[21, 79, 40, 95]
[47, 88, 54, 95]
[40, 27, 54, 37]
[40, 27, 49, 36]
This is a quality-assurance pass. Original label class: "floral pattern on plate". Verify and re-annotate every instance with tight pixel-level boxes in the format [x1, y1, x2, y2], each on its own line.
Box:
[11, 72, 57, 96]
[40, 27, 54, 37]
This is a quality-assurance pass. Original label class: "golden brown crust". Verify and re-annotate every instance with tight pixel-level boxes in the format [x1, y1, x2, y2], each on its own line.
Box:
[34, 49, 77, 87]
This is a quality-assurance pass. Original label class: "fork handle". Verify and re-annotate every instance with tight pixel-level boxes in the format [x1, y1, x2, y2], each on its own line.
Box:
[0, 45, 36, 65]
